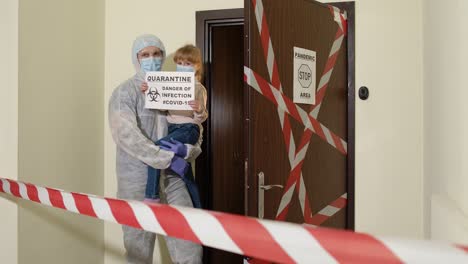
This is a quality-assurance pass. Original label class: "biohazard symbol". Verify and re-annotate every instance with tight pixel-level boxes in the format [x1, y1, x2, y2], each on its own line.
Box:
[147, 87, 161, 102]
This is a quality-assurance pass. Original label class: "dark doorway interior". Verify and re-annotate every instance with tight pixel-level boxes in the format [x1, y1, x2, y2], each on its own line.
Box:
[196, 9, 245, 264]
[209, 24, 245, 215]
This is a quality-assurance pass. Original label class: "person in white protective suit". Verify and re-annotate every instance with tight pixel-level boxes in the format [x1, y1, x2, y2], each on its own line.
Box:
[108, 34, 203, 264]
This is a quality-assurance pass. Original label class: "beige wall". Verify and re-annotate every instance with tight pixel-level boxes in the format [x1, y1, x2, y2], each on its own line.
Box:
[0, 0, 19, 263]
[354, 0, 424, 239]
[424, 0, 468, 244]
[104, 1, 243, 263]
[18, 0, 105, 263]
[321, 0, 425, 238]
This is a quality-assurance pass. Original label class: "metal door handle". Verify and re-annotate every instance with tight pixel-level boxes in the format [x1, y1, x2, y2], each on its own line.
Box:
[258, 172, 283, 219]
[260, 184, 283, 191]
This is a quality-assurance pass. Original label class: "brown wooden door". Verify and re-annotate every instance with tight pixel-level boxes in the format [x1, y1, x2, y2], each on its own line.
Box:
[245, 0, 351, 229]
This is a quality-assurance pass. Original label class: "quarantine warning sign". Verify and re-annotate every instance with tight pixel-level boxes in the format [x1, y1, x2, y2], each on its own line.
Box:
[145, 71, 195, 110]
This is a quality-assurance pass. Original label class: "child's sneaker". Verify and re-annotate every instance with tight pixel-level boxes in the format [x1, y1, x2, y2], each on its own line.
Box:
[143, 198, 161, 204]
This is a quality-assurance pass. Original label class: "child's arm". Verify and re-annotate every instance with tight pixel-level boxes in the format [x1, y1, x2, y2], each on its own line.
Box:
[141, 81, 148, 93]
[191, 83, 208, 123]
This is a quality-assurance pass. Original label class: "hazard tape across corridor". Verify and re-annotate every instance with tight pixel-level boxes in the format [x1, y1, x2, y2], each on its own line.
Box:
[1, 178, 467, 263]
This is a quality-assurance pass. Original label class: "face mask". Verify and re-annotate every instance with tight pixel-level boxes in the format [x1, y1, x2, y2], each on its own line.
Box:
[140, 57, 162, 72]
[176, 64, 194, 72]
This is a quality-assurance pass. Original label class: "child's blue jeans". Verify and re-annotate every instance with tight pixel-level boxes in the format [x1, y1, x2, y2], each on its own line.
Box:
[145, 123, 202, 208]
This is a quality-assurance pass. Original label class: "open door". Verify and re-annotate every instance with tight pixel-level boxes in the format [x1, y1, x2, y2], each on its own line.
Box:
[244, 0, 353, 229]
[196, 0, 354, 262]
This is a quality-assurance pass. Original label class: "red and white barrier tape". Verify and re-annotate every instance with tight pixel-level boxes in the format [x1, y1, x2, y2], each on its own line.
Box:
[244, 67, 347, 155]
[297, 7, 348, 225]
[276, 6, 348, 224]
[1, 178, 467, 263]
[303, 193, 347, 226]
[244, 66, 348, 225]
[252, 0, 297, 166]
[249, 0, 348, 225]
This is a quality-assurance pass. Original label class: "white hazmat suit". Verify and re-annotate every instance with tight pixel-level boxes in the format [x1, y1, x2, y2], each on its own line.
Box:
[108, 34, 203, 264]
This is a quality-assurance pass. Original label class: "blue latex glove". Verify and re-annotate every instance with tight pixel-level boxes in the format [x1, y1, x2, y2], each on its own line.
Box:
[169, 156, 189, 177]
[160, 138, 187, 158]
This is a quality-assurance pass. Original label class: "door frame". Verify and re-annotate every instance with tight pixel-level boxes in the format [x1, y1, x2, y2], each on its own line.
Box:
[195, 8, 245, 211]
[196, 1, 355, 230]
[331, 0, 356, 231]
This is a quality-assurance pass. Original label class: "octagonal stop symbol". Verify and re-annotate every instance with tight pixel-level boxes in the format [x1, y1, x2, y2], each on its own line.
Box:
[298, 64, 312, 88]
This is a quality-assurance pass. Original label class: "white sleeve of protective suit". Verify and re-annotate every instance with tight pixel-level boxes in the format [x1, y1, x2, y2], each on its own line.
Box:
[108, 86, 174, 169]
[185, 143, 202, 162]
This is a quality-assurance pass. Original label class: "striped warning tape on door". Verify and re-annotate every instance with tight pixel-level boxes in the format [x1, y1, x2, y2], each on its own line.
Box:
[250, 0, 348, 226]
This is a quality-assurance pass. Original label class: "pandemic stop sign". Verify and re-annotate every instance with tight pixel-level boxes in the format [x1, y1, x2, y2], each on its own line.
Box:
[144, 71, 195, 110]
[298, 64, 312, 88]
[293, 47, 316, 104]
